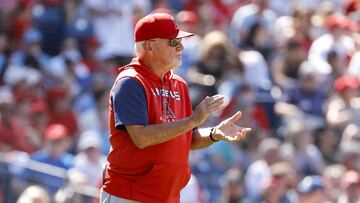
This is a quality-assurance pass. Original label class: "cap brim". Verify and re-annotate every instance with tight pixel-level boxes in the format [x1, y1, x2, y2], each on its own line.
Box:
[176, 30, 194, 39]
[162, 30, 194, 40]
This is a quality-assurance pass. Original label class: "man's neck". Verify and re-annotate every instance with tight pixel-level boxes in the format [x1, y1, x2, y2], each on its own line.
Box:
[140, 56, 170, 79]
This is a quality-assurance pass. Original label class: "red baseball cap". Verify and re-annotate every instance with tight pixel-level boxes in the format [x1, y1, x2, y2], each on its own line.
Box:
[334, 75, 360, 93]
[30, 101, 48, 114]
[326, 14, 350, 30]
[176, 10, 199, 25]
[45, 124, 69, 140]
[340, 170, 360, 189]
[134, 12, 194, 42]
[344, 0, 357, 15]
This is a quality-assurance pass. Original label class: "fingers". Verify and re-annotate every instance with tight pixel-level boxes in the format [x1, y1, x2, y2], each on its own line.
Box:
[227, 111, 242, 123]
[192, 95, 225, 126]
[202, 94, 224, 112]
[204, 95, 224, 105]
[235, 128, 252, 140]
[220, 128, 252, 142]
[207, 97, 224, 109]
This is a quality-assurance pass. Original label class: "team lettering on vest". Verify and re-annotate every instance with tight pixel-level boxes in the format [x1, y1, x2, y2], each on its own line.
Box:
[151, 88, 181, 101]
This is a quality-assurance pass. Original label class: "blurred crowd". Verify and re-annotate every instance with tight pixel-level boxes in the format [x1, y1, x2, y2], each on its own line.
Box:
[0, 0, 359, 202]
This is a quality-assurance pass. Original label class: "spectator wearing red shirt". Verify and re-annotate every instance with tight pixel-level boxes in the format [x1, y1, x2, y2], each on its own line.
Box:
[46, 86, 78, 138]
[0, 89, 32, 152]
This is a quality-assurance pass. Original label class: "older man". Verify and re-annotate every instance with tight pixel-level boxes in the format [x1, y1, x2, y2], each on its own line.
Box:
[100, 12, 251, 203]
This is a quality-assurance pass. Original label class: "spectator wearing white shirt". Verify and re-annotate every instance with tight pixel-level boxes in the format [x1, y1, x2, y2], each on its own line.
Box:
[348, 51, 360, 79]
[308, 13, 355, 79]
[72, 130, 106, 187]
[229, 0, 277, 48]
[244, 137, 281, 202]
[84, 0, 151, 64]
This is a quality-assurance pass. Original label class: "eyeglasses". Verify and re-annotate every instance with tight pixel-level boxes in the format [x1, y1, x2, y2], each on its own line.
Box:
[168, 38, 181, 47]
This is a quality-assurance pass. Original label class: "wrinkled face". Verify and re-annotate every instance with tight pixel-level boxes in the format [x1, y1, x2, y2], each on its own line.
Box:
[150, 38, 184, 70]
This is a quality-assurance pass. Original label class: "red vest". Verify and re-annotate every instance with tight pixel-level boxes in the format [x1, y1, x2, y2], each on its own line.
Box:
[103, 58, 193, 203]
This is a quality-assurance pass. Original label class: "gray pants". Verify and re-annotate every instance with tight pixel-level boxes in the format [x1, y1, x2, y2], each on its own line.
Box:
[100, 188, 140, 203]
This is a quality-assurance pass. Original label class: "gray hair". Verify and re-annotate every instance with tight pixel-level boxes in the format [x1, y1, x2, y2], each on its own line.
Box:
[135, 41, 145, 56]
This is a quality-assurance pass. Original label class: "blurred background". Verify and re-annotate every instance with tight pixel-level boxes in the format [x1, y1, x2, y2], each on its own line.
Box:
[0, 0, 359, 202]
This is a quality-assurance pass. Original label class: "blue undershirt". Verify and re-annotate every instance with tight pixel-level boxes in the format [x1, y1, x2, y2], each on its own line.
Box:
[111, 77, 148, 130]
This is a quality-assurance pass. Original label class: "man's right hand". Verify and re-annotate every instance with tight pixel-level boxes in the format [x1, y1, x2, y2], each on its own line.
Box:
[191, 94, 225, 126]
[126, 94, 224, 149]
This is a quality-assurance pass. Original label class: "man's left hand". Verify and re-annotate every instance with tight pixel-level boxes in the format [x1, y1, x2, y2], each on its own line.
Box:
[212, 111, 252, 142]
